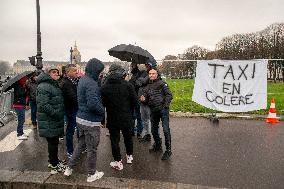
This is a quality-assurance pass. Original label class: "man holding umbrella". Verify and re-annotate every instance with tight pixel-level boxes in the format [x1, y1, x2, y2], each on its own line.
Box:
[13, 76, 29, 140]
[2, 71, 34, 140]
[108, 44, 157, 142]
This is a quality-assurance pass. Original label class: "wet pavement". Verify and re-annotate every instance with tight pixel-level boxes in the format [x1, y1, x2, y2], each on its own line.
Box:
[1, 116, 284, 189]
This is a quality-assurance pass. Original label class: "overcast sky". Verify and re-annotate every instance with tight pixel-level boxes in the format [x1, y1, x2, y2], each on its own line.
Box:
[1, 0, 284, 64]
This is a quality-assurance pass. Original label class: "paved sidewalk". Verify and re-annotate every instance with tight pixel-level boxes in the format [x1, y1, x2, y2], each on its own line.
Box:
[1, 115, 284, 189]
[0, 170, 225, 189]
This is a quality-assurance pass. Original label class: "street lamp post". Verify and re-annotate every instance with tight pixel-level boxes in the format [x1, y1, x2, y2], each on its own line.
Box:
[70, 47, 73, 64]
[29, 0, 43, 71]
[36, 0, 43, 70]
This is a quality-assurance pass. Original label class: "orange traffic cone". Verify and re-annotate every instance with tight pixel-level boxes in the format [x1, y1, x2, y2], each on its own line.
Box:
[266, 98, 280, 124]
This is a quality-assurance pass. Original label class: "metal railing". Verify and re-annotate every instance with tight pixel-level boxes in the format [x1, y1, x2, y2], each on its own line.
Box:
[0, 90, 16, 126]
[160, 59, 284, 81]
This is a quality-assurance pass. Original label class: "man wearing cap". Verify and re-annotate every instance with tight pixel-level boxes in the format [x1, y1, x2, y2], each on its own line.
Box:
[37, 66, 65, 174]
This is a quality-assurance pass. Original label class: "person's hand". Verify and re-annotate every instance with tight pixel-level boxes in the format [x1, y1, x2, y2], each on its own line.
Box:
[140, 95, 145, 102]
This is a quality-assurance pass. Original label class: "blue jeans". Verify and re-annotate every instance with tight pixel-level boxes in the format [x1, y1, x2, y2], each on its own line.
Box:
[151, 108, 171, 151]
[134, 102, 143, 135]
[65, 109, 77, 154]
[15, 107, 25, 136]
[140, 104, 151, 135]
[30, 100, 37, 125]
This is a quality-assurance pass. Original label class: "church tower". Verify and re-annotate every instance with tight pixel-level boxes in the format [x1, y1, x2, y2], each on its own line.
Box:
[70, 41, 81, 64]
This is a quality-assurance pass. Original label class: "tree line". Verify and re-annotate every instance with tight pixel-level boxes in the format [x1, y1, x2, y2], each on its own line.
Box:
[160, 23, 284, 82]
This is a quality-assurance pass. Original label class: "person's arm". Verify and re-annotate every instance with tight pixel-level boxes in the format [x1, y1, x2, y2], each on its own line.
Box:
[138, 85, 149, 104]
[128, 82, 138, 106]
[161, 81, 173, 108]
[61, 81, 77, 105]
[85, 83, 105, 115]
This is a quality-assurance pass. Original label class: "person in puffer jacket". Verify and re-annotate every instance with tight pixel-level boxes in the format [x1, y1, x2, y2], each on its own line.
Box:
[139, 68, 173, 161]
[37, 67, 65, 174]
[64, 58, 104, 183]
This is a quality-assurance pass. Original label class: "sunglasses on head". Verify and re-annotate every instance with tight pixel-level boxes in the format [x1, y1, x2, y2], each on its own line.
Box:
[50, 70, 59, 74]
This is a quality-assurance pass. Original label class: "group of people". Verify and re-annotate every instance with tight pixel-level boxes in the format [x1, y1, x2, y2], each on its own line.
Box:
[12, 57, 173, 183]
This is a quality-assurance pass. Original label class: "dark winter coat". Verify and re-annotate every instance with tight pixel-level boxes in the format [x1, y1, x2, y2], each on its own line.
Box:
[129, 68, 147, 94]
[37, 73, 64, 138]
[13, 84, 27, 106]
[60, 76, 78, 110]
[26, 78, 37, 102]
[101, 71, 137, 129]
[76, 58, 105, 123]
[140, 79, 173, 112]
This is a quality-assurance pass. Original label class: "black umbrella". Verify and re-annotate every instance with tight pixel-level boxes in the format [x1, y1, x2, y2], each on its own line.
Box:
[1, 71, 33, 92]
[108, 44, 157, 66]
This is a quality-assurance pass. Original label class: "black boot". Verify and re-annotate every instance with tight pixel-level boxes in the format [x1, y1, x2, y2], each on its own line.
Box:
[161, 150, 172, 160]
[139, 134, 151, 142]
[149, 139, 162, 152]
[137, 133, 142, 139]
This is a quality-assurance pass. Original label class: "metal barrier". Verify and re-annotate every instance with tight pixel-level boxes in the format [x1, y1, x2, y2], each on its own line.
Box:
[0, 90, 16, 126]
[161, 59, 284, 81]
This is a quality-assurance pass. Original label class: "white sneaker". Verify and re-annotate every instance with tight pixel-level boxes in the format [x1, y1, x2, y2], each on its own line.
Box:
[17, 135, 28, 140]
[87, 171, 104, 182]
[64, 166, 73, 176]
[57, 161, 66, 171]
[106, 130, 110, 136]
[126, 155, 133, 164]
[110, 160, 123, 170]
[23, 133, 29, 137]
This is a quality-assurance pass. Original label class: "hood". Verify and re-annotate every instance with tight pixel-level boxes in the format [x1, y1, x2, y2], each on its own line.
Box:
[108, 64, 126, 80]
[85, 58, 104, 81]
[19, 76, 28, 86]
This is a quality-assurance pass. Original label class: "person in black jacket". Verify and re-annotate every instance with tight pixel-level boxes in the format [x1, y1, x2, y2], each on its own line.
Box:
[60, 64, 79, 158]
[13, 76, 29, 140]
[139, 68, 173, 160]
[135, 61, 154, 142]
[101, 65, 137, 170]
[26, 72, 38, 129]
[128, 63, 144, 139]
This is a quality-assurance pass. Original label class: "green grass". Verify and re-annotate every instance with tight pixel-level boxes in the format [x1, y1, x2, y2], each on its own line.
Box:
[166, 79, 284, 115]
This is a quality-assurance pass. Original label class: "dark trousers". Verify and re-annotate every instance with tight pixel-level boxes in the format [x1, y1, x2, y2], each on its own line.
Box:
[46, 136, 60, 166]
[15, 107, 25, 136]
[151, 108, 171, 151]
[65, 109, 77, 154]
[30, 100, 37, 125]
[109, 127, 133, 161]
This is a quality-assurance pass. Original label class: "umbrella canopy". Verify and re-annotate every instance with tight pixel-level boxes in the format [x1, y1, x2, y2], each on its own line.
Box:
[108, 44, 157, 66]
[1, 71, 33, 92]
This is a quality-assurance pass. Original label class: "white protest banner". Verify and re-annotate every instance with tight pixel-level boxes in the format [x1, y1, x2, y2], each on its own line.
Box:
[192, 60, 267, 112]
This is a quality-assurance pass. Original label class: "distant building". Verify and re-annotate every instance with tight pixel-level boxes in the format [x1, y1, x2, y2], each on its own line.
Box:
[12, 42, 129, 76]
[13, 60, 69, 74]
[70, 41, 81, 64]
